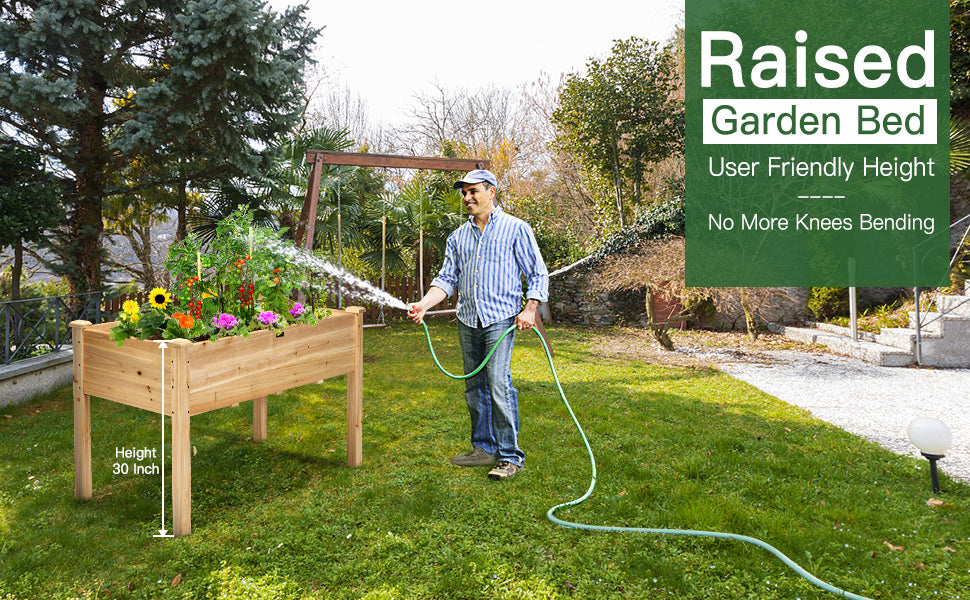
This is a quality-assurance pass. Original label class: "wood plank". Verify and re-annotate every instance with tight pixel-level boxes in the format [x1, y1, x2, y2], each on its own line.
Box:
[189, 331, 355, 388]
[305, 150, 490, 171]
[189, 352, 356, 415]
[82, 365, 171, 415]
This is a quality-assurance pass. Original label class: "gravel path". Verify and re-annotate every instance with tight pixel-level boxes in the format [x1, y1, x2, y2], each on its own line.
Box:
[717, 351, 970, 485]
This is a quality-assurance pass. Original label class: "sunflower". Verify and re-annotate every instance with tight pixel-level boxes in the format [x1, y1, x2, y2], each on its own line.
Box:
[148, 287, 171, 309]
[122, 300, 140, 315]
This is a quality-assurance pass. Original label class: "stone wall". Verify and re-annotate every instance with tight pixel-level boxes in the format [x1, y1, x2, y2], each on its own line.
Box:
[548, 263, 810, 329]
[0, 350, 73, 409]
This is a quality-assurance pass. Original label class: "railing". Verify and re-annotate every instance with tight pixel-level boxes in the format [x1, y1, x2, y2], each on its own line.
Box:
[2, 292, 103, 365]
[917, 214, 970, 329]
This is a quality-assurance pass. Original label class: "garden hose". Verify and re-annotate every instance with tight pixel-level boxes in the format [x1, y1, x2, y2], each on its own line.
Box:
[418, 320, 872, 600]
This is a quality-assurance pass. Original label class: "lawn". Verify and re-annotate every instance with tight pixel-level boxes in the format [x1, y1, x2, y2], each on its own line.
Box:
[1, 321, 967, 599]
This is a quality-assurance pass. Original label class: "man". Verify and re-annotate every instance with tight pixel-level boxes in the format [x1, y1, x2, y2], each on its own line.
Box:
[409, 169, 548, 480]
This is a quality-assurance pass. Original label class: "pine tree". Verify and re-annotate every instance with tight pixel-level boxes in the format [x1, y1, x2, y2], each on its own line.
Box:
[0, 0, 319, 294]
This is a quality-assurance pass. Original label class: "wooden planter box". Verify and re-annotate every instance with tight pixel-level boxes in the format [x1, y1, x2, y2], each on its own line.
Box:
[69, 307, 364, 536]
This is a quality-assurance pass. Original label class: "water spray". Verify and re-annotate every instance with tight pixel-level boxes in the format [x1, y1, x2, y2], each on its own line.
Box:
[413, 318, 874, 600]
[251, 233, 411, 312]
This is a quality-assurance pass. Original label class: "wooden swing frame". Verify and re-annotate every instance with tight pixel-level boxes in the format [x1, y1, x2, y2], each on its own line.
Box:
[295, 150, 552, 348]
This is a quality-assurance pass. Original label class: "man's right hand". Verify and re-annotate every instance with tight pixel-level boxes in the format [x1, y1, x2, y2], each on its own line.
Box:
[409, 303, 427, 324]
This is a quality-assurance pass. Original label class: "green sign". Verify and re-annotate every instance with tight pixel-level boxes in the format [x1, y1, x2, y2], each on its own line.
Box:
[685, 0, 950, 286]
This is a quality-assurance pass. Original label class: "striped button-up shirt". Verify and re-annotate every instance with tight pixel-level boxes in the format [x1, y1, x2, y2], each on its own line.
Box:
[430, 207, 549, 328]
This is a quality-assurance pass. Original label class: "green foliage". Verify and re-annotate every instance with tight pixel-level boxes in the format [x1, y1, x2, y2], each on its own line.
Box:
[807, 287, 850, 320]
[0, 142, 63, 250]
[552, 37, 683, 227]
[202, 563, 302, 600]
[0, 271, 69, 302]
[588, 196, 685, 264]
[191, 127, 359, 244]
[1, 323, 969, 599]
[831, 300, 911, 332]
[953, 0, 970, 112]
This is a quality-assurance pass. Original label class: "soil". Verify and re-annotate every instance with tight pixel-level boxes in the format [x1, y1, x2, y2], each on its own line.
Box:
[587, 327, 836, 369]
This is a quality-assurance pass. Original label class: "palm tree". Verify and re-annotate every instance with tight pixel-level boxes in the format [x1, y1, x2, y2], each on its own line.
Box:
[188, 126, 357, 244]
[357, 175, 465, 288]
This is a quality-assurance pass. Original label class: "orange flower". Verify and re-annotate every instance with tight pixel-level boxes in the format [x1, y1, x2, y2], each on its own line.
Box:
[172, 312, 195, 329]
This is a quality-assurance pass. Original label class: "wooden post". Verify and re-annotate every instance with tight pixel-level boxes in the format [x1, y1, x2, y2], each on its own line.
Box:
[252, 396, 268, 441]
[169, 339, 193, 537]
[345, 307, 365, 467]
[296, 152, 324, 250]
[70, 320, 93, 500]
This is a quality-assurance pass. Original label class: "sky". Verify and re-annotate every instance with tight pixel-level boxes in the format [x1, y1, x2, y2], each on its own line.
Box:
[265, 1, 684, 128]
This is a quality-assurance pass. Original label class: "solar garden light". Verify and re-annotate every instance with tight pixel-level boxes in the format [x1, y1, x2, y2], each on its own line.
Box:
[907, 417, 953, 494]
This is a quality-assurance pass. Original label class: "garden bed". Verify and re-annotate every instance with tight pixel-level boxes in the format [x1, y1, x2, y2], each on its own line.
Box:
[70, 307, 364, 536]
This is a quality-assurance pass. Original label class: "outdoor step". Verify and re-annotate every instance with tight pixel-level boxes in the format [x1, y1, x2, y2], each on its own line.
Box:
[910, 311, 944, 333]
[813, 321, 877, 341]
[768, 323, 914, 367]
[937, 294, 970, 317]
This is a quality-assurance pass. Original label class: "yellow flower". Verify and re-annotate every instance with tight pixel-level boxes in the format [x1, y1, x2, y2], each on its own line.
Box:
[129, 313, 140, 324]
[122, 300, 140, 315]
[148, 287, 171, 309]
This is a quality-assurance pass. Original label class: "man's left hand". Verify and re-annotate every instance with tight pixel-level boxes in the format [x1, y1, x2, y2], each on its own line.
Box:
[515, 301, 539, 330]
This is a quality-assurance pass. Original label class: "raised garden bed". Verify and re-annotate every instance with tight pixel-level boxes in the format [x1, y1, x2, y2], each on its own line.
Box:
[70, 307, 364, 536]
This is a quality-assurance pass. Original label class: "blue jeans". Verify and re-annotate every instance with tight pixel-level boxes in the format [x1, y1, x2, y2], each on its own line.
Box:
[456, 317, 523, 467]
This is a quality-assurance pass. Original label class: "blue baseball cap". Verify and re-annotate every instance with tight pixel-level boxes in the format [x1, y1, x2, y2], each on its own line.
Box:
[453, 169, 497, 190]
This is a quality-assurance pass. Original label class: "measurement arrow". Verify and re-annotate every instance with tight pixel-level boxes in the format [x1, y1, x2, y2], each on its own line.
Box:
[153, 340, 173, 538]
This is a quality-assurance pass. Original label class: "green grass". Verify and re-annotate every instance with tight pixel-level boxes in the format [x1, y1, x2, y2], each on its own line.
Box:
[1, 321, 968, 599]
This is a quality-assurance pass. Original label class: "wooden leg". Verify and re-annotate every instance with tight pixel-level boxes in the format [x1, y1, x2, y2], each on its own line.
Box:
[346, 306, 364, 467]
[347, 368, 362, 467]
[253, 396, 268, 441]
[74, 393, 92, 499]
[170, 340, 192, 537]
[172, 407, 191, 536]
[71, 320, 92, 499]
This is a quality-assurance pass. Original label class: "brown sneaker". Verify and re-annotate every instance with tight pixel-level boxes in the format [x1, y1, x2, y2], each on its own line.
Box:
[487, 461, 521, 480]
[450, 447, 497, 467]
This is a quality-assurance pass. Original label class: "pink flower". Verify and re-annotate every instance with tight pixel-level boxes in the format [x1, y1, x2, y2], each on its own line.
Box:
[257, 311, 279, 326]
[289, 302, 305, 318]
[213, 313, 238, 330]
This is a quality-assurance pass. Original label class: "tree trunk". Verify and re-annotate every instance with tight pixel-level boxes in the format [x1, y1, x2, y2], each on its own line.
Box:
[11, 238, 22, 301]
[70, 179, 104, 296]
[646, 287, 674, 351]
[176, 180, 189, 242]
[69, 46, 108, 297]
[740, 288, 758, 341]
[126, 225, 158, 290]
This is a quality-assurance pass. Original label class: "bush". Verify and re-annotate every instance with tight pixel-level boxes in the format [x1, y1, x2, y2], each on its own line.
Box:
[808, 287, 849, 320]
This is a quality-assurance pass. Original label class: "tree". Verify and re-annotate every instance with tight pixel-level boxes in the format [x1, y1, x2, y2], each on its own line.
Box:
[0, 141, 63, 301]
[552, 37, 683, 228]
[0, 0, 319, 295]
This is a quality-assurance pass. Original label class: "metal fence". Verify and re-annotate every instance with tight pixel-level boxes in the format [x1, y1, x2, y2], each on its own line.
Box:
[1, 292, 103, 365]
